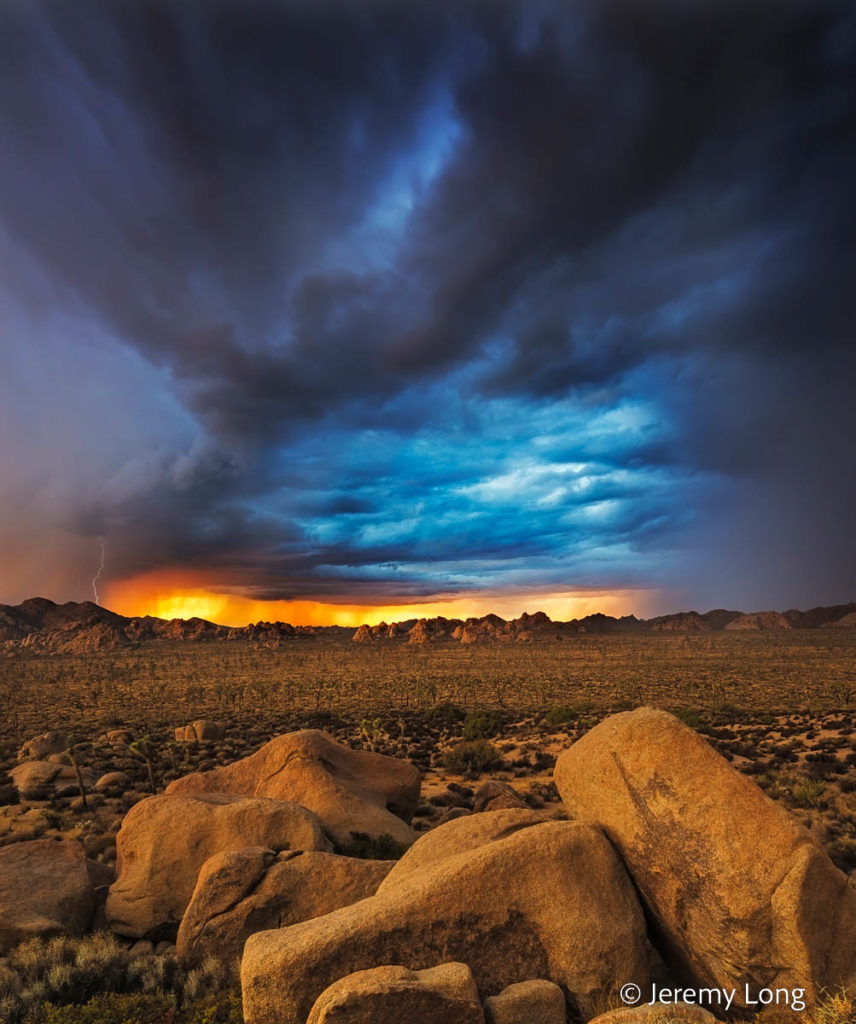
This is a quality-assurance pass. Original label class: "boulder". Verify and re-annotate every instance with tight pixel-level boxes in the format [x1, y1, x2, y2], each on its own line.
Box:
[0, 839, 94, 952]
[17, 732, 67, 762]
[175, 720, 228, 742]
[472, 781, 528, 813]
[106, 792, 329, 939]
[177, 847, 391, 960]
[588, 1005, 716, 1024]
[95, 771, 131, 792]
[242, 820, 649, 1024]
[380, 808, 544, 889]
[484, 979, 566, 1024]
[307, 963, 484, 1024]
[99, 729, 134, 746]
[166, 729, 420, 847]
[11, 761, 97, 800]
[554, 708, 856, 1005]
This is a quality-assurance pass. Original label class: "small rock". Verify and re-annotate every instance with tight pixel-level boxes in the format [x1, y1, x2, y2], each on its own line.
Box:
[437, 807, 471, 825]
[95, 771, 131, 792]
[100, 729, 134, 746]
[307, 962, 484, 1024]
[11, 761, 97, 801]
[472, 781, 528, 813]
[484, 979, 565, 1024]
[71, 793, 103, 811]
[129, 939, 154, 956]
[588, 1004, 717, 1024]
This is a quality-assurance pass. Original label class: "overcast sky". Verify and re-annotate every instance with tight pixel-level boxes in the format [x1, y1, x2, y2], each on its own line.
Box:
[1, 0, 854, 618]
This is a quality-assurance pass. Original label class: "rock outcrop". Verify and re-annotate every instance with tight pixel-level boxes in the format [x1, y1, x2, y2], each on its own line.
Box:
[0, 839, 94, 952]
[306, 963, 484, 1024]
[724, 611, 792, 630]
[17, 731, 68, 762]
[242, 819, 649, 1024]
[174, 720, 228, 742]
[166, 730, 420, 847]
[177, 847, 391, 960]
[106, 792, 329, 939]
[472, 781, 528, 813]
[554, 708, 856, 1006]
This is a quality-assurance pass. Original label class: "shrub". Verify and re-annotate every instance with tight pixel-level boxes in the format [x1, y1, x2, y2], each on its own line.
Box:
[673, 709, 705, 729]
[0, 934, 235, 1024]
[27, 989, 243, 1024]
[461, 710, 502, 740]
[791, 777, 827, 808]
[544, 705, 575, 726]
[443, 739, 502, 774]
[425, 703, 465, 724]
[334, 832, 408, 860]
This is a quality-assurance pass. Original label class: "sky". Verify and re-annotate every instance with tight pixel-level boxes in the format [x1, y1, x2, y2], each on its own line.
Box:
[1, 0, 854, 626]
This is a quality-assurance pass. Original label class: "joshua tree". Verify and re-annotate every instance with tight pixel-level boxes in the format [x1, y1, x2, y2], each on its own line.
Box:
[66, 736, 89, 812]
[130, 735, 158, 794]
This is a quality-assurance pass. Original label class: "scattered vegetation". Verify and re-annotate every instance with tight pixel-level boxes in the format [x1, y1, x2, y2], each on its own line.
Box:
[334, 831, 409, 860]
[461, 709, 502, 740]
[443, 739, 502, 774]
[0, 933, 236, 1024]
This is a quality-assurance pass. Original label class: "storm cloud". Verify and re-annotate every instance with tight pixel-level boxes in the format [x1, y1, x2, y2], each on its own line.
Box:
[1, 0, 854, 612]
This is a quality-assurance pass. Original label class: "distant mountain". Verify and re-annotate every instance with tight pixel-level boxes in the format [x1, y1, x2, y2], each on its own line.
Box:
[1, 596, 854, 655]
[0, 597, 348, 654]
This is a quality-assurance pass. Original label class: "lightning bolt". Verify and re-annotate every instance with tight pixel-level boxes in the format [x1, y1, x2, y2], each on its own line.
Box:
[92, 537, 107, 605]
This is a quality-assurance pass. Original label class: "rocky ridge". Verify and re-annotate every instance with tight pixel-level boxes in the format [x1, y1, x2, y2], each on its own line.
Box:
[2, 596, 856, 655]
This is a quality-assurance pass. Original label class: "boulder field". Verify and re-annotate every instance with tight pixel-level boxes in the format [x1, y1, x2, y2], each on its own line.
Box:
[3, 710, 855, 1023]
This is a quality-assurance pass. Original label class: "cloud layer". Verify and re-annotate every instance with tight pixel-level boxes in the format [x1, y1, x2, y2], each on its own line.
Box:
[1, 0, 854, 613]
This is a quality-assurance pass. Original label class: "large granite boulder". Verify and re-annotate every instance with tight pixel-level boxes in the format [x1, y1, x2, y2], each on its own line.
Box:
[177, 847, 391, 960]
[0, 839, 94, 952]
[554, 707, 856, 1006]
[166, 729, 420, 847]
[242, 819, 649, 1024]
[106, 792, 329, 939]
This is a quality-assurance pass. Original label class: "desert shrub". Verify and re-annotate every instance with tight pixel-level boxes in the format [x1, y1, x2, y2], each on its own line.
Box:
[425, 702, 465, 724]
[26, 989, 243, 1024]
[334, 832, 408, 860]
[443, 739, 502, 774]
[673, 708, 705, 729]
[544, 705, 575, 726]
[0, 934, 235, 1024]
[810, 989, 854, 1024]
[462, 710, 502, 740]
[791, 777, 827, 808]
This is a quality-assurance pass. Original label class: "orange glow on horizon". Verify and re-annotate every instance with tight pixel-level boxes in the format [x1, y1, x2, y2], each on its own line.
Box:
[103, 572, 660, 628]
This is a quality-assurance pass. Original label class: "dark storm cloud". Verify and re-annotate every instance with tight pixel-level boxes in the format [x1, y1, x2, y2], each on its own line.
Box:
[0, 0, 854, 609]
